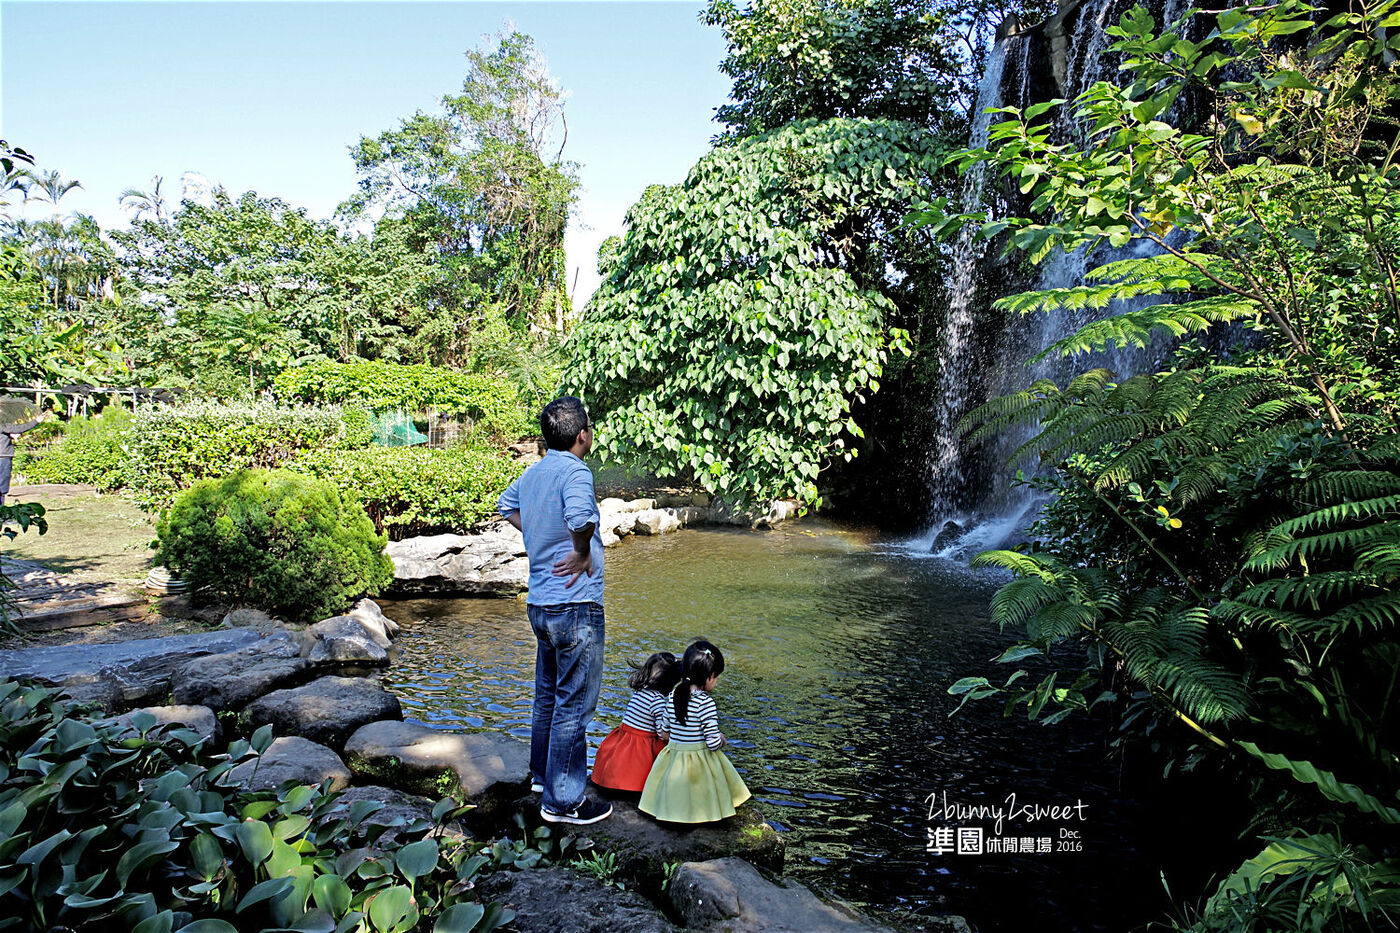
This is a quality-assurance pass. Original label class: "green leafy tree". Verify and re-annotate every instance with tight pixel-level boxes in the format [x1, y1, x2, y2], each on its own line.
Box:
[343, 31, 578, 362]
[565, 118, 949, 506]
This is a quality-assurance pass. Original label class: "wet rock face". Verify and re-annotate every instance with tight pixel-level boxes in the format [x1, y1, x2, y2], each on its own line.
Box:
[385, 524, 530, 597]
[476, 867, 678, 933]
[243, 675, 403, 750]
[565, 796, 785, 877]
[669, 857, 894, 933]
[343, 719, 530, 802]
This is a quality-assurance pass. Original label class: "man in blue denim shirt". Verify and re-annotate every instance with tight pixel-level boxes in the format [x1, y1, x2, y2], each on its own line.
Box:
[498, 396, 611, 825]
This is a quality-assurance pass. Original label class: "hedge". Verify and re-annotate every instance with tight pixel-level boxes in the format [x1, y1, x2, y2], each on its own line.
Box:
[273, 360, 532, 442]
[287, 445, 525, 538]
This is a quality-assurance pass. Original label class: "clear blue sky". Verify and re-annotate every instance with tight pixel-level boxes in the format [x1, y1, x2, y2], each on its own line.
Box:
[0, 1, 733, 305]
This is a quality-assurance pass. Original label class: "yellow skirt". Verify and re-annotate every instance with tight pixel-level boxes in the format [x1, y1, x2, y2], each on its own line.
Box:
[639, 740, 751, 824]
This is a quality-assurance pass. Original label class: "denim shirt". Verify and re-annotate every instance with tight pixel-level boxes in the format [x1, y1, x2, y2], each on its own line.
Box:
[498, 449, 605, 606]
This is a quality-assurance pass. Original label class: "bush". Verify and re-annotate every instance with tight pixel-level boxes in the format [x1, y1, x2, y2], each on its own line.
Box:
[0, 683, 522, 933]
[156, 468, 394, 623]
[128, 401, 349, 510]
[273, 360, 533, 443]
[16, 410, 131, 490]
[288, 445, 525, 538]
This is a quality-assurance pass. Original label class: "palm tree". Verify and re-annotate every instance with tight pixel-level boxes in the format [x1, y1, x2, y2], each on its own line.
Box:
[118, 175, 168, 223]
[21, 169, 82, 222]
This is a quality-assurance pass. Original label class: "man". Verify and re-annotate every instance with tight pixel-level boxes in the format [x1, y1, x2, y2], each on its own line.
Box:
[497, 396, 611, 825]
[0, 409, 44, 507]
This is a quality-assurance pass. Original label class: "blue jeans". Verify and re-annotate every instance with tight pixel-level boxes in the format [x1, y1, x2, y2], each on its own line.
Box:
[527, 601, 605, 813]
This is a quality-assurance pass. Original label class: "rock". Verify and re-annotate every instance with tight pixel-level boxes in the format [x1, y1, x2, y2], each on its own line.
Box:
[670, 857, 893, 933]
[344, 720, 529, 807]
[600, 527, 621, 548]
[508, 440, 544, 464]
[303, 615, 391, 663]
[107, 704, 217, 744]
[387, 523, 529, 597]
[172, 633, 314, 711]
[0, 629, 262, 712]
[755, 499, 802, 528]
[349, 598, 400, 639]
[228, 736, 352, 792]
[323, 785, 464, 846]
[477, 867, 678, 933]
[572, 797, 784, 878]
[931, 520, 965, 552]
[220, 607, 280, 628]
[599, 498, 654, 514]
[244, 676, 402, 750]
[631, 509, 682, 536]
[670, 506, 710, 527]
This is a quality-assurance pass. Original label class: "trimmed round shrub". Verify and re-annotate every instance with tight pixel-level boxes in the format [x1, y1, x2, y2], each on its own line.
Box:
[156, 468, 394, 623]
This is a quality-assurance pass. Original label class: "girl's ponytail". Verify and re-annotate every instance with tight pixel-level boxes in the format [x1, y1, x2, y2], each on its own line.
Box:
[673, 640, 725, 726]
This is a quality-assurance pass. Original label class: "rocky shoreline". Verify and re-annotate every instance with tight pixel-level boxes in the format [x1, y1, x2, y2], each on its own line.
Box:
[0, 596, 968, 932]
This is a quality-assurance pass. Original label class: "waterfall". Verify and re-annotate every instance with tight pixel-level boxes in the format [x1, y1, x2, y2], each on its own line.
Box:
[911, 0, 1192, 560]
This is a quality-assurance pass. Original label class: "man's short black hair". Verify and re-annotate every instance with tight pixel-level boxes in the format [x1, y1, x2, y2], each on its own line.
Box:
[541, 396, 589, 451]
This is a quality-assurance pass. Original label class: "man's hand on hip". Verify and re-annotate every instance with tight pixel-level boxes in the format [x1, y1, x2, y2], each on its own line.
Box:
[552, 548, 593, 587]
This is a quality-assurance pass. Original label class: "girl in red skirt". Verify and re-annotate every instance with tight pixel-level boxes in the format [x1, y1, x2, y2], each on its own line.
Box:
[591, 652, 681, 792]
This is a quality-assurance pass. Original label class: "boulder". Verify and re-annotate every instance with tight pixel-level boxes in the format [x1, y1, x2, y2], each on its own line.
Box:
[669, 857, 893, 933]
[0, 629, 262, 712]
[220, 607, 281, 629]
[630, 509, 682, 536]
[600, 527, 621, 548]
[324, 785, 464, 846]
[228, 736, 352, 792]
[349, 598, 400, 639]
[599, 498, 654, 514]
[930, 520, 965, 553]
[303, 615, 391, 663]
[477, 867, 678, 933]
[172, 633, 313, 711]
[387, 523, 529, 597]
[755, 499, 802, 528]
[107, 704, 217, 744]
[344, 720, 529, 808]
[572, 797, 784, 877]
[244, 676, 402, 750]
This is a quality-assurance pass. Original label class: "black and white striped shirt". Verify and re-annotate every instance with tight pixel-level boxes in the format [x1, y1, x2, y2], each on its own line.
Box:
[662, 689, 723, 749]
[620, 689, 667, 734]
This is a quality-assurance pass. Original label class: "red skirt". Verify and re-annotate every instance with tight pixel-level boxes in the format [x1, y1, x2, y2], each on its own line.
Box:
[591, 723, 667, 792]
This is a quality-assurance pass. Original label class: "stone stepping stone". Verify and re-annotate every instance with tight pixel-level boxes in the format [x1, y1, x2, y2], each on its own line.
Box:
[172, 633, 313, 711]
[670, 857, 902, 933]
[0, 629, 261, 711]
[477, 866, 678, 933]
[303, 614, 390, 664]
[244, 676, 402, 751]
[343, 719, 529, 805]
[228, 736, 351, 792]
[105, 704, 217, 744]
[576, 796, 785, 877]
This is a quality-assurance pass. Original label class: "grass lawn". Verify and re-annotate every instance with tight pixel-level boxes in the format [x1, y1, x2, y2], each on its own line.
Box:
[4, 485, 157, 586]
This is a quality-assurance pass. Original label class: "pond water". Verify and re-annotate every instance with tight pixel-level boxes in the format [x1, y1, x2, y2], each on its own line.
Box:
[382, 521, 1166, 932]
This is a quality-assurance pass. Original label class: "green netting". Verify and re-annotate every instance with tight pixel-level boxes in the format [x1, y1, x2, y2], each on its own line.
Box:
[371, 410, 428, 447]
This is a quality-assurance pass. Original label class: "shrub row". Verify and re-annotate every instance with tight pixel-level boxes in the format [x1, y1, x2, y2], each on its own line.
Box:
[288, 446, 525, 539]
[17, 424, 129, 490]
[273, 361, 533, 443]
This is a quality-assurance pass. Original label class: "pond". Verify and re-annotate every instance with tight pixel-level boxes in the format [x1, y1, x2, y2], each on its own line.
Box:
[382, 520, 1167, 932]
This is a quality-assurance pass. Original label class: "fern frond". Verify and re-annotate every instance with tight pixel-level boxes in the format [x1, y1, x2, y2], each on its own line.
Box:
[1032, 300, 1257, 362]
[1296, 470, 1400, 506]
[1246, 524, 1400, 572]
[1083, 251, 1220, 285]
[1307, 589, 1400, 636]
[1271, 494, 1400, 538]
[1236, 570, 1391, 611]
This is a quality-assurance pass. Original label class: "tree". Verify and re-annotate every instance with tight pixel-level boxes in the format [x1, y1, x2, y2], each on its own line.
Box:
[704, 0, 1055, 143]
[118, 175, 169, 224]
[342, 31, 578, 362]
[564, 118, 950, 506]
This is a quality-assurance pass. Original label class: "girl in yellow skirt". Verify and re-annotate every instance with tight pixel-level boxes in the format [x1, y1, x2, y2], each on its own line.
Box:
[591, 651, 681, 792]
[639, 640, 751, 823]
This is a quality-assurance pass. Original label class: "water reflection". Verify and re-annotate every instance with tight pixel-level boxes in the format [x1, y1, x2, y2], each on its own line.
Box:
[383, 522, 1159, 932]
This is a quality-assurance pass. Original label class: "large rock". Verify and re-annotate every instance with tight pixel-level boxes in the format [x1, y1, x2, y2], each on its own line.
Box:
[349, 598, 400, 639]
[669, 857, 894, 933]
[630, 509, 682, 536]
[344, 720, 529, 807]
[574, 797, 784, 878]
[244, 676, 402, 750]
[302, 615, 390, 663]
[387, 524, 529, 597]
[324, 785, 464, 846]
[227, 736, 352, 792]
[0, 629, 262, 712]
[477, 867, 678, 933]
[172, 633, 313, 711]
[106, 704, 218, 744]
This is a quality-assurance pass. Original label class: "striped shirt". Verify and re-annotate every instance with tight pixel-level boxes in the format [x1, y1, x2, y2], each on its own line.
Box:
[620, 689, 667, 734]
[662, 688, 724, 749]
